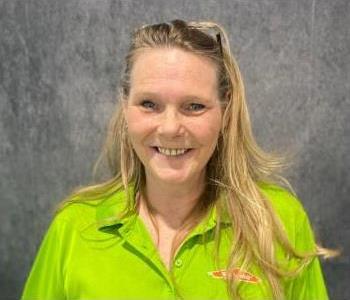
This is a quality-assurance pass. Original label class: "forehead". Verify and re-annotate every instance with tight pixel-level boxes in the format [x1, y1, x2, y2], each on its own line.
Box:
[129, 48, 219, 98]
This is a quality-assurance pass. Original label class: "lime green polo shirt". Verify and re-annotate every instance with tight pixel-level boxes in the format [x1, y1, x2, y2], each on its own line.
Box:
[21, 184, 329, 300]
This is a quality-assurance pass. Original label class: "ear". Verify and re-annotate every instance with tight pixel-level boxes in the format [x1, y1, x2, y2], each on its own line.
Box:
[224, 90, 231, 103]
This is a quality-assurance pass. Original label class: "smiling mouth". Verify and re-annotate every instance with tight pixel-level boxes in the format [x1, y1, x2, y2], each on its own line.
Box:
[152, 147, 192, 157]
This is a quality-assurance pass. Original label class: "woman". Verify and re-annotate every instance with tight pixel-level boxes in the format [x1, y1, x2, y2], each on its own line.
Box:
[21, 20, 335, 300]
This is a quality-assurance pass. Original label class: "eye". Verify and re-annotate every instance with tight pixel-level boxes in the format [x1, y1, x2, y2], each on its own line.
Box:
[187, 103, 206, 111]
[140, 100, 156, 110]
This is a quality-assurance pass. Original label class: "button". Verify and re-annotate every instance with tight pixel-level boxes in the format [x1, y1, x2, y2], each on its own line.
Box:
[174, 259, 183, 267]
[167, 288, 173, 295]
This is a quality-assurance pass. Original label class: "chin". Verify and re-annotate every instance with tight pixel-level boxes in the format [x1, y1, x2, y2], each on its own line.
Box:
[156, 175, 190, 185]
[150, 169, 195, 185]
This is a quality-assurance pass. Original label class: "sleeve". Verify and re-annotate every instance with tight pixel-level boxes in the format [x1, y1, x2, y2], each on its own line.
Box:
[21, 216, 68, 300]
[285, 211, 329, 300]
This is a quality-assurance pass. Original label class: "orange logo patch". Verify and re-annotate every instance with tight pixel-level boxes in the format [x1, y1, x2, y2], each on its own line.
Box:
[208, 268, 261, 284]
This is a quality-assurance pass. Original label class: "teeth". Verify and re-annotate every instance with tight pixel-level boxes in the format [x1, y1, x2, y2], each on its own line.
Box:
[157, 147, 188, 156]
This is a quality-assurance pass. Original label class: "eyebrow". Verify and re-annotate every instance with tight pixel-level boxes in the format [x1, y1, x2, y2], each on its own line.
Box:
[132, 91, 215, 103]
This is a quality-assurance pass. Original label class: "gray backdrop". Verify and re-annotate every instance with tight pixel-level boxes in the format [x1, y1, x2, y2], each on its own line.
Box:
[1, 0, 349, 299]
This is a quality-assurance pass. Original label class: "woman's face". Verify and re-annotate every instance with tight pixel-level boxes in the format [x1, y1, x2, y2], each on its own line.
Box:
[124, 48, 222, 186]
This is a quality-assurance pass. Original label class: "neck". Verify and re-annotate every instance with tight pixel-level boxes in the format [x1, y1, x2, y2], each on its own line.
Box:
[139, 172, 205, 229]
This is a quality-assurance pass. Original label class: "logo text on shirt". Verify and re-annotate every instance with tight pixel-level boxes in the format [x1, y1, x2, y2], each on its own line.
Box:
[208, 268, 261, 284]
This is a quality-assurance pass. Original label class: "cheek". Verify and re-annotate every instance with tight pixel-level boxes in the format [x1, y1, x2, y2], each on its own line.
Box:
[195, 112, 222, 145]
[196, 125, 219, 140]
[125, 109, 152, 140]
[126, 108, 142, 125]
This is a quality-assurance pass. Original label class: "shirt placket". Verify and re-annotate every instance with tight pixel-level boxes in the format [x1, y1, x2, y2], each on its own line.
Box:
[118, 215, 178, 299]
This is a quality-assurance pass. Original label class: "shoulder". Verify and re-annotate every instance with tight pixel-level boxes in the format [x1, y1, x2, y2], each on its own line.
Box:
[50, 186, 130, 233]
[38, 201, 99, 247]
[53, 200, 98, 227]
[258, 182, 312, 245]
[42, 197, 116, 250]
[258, 182, 308, 220]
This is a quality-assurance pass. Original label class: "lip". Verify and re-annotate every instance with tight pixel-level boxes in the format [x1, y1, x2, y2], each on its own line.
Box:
[150, 146, 194, 159]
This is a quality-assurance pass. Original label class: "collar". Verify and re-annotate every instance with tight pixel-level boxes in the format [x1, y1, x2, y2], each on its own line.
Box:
[95, 184, 231, 233]
[95, 184, 135, 230]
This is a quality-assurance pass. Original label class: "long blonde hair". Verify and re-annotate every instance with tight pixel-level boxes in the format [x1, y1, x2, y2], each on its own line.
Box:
[56, 20, 337, 299]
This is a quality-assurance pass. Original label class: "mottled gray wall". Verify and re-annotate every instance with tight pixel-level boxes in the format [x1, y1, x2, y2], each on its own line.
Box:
[0, 0, 349, 299]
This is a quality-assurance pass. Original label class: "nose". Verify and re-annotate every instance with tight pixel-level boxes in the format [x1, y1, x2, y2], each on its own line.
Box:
[157, 107, 185, 137]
